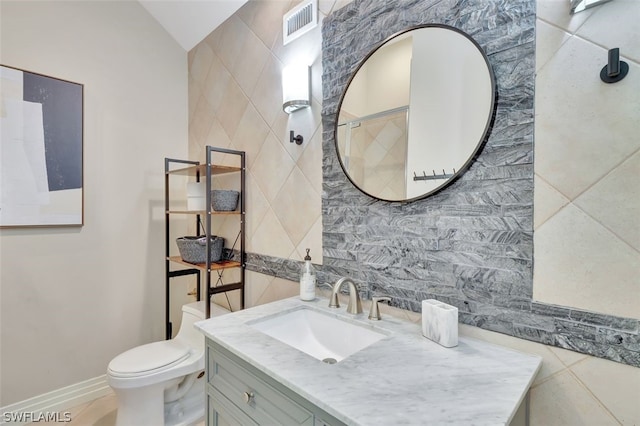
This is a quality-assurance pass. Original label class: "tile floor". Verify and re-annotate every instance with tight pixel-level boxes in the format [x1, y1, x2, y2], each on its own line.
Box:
[25, 391, 205, 426]
[26, 392, 117, 426]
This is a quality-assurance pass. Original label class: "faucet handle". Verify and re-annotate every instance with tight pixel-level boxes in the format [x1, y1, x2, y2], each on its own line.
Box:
[368, 296, 391, 321]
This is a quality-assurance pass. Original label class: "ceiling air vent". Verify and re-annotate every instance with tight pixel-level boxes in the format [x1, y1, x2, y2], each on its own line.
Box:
[283, 0, 317, 45]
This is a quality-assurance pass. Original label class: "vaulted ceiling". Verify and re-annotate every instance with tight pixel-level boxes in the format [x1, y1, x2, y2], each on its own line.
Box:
[138, 0, 248, 51]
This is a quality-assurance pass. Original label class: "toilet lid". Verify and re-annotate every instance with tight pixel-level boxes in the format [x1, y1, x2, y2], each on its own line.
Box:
[108, 340, 191, 376]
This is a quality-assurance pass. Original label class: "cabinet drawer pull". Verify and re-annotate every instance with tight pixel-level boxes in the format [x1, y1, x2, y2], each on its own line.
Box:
[243, 391, 254, 404]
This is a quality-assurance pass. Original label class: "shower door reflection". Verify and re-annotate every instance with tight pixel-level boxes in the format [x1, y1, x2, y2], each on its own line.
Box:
[337, 106, 409, 201]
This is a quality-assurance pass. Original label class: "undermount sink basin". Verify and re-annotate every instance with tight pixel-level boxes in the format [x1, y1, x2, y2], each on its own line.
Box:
[249, 307, 387, 363]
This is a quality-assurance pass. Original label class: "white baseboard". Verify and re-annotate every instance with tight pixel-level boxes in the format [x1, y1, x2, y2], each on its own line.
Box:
[0, 375, 112, 425]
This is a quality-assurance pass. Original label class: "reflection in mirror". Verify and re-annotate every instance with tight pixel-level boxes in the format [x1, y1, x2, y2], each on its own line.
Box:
[570, 0, 612, 14]
[336, 25, 495, 202]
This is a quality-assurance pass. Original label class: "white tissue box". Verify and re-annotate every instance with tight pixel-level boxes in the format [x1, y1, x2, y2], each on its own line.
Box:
[421, 299, 458, 347]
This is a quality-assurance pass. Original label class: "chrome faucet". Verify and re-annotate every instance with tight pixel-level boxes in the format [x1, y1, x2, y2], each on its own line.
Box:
[329, 277, 363, 314]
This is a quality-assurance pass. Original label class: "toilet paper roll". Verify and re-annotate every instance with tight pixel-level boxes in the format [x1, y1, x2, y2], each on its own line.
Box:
[421, 299, 458, 348]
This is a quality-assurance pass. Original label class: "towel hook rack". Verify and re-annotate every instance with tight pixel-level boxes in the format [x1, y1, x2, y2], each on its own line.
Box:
[413, 168, 456, 181]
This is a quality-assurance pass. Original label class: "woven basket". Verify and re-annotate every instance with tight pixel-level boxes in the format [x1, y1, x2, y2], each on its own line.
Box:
[176, 236, 224, 264]
[212, 190, 239, 211]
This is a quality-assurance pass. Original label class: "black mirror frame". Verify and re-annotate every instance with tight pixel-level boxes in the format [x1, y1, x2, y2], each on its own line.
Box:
[334, 23, 498, 203]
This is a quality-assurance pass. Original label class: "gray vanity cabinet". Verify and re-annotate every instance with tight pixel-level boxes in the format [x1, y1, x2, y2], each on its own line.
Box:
[206, 339, 345, 426]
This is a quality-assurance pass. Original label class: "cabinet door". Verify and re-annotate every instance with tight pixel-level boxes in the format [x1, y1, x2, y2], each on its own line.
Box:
[208, 386, 257, 426]
[206, 340, 347, 426]
[314, 418, 337, 426]
[209, 346, 314, 425]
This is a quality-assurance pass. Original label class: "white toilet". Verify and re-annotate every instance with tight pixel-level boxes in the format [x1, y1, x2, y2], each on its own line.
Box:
[108, 301, 229, 426]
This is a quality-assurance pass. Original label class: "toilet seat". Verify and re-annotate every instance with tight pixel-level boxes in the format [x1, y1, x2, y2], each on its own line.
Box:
[108, 339, 191, 378]
[108, 302, 230, 425]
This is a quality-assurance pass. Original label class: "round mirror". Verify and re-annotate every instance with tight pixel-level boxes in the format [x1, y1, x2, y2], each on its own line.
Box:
[335, 24, 496, 202]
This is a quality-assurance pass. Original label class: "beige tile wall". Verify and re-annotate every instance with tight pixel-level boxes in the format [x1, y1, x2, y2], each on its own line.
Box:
[533, 0, 640, 319]
[531, 1, 640, 423]
[188, 0, 327, 259]
[188, 0, 639, 424]
[188, 0, 336, 307]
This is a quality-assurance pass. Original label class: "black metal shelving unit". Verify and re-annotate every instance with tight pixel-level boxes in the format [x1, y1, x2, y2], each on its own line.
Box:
[164, 146, 246, 339]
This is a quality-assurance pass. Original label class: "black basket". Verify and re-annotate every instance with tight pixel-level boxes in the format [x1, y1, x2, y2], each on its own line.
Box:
[176, 236, 224, 264]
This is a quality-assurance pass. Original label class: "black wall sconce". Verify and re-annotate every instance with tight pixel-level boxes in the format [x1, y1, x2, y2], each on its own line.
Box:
[601, 48, 629, 84]
[290, 130, 303, 145]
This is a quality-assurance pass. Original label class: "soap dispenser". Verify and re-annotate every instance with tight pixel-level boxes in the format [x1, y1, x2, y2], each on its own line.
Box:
[299, 248, 316, 301]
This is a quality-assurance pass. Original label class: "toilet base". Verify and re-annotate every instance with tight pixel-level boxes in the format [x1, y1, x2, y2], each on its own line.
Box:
[114, 374, 205, 426]
[115, 381, 167, 426]
[165, 375, 205, 426]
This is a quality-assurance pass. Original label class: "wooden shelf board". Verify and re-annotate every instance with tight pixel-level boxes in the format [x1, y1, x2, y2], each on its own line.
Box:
[167, 164, 241, 176]
[167, 210, 241, 215]
[168, 256, 241, 271]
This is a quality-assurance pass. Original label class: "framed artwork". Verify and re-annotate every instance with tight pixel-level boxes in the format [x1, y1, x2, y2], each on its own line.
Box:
[0, 65, 84, 228]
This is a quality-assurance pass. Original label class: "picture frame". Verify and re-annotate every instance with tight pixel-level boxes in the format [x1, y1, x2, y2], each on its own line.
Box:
[0, 65, 84, 228]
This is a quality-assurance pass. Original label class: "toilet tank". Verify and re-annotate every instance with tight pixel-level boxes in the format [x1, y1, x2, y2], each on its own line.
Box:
[175, 301, 230, 350]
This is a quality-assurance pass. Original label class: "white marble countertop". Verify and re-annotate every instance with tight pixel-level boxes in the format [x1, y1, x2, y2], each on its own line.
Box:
[195, 297, 542, 425]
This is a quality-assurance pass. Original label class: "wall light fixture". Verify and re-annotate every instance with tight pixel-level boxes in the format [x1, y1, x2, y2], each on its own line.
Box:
[282, 64, 310, 114]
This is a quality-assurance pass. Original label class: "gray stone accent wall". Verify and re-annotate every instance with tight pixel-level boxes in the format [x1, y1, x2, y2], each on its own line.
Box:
[317, 0, 639, 367]
[245, 252, 302, 282]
